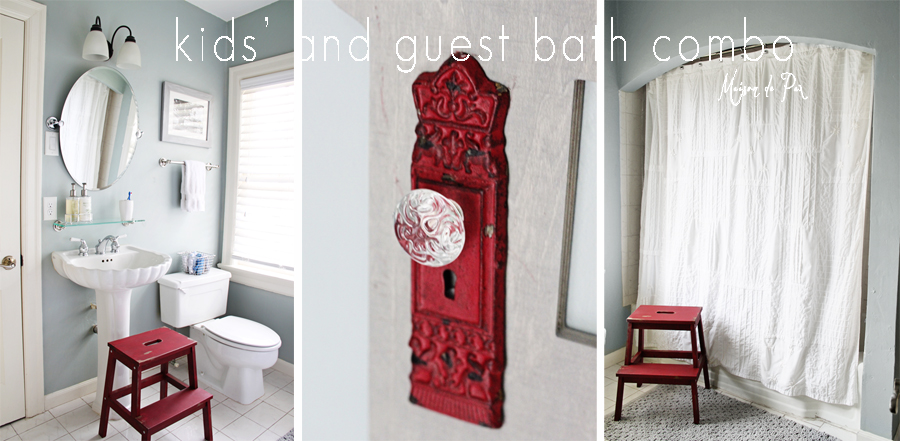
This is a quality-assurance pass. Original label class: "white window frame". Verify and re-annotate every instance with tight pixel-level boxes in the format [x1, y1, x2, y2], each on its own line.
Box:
[220, 52, 295, 297]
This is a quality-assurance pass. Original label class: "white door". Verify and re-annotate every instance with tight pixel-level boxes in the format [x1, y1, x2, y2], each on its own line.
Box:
[0, 13, 27, 427]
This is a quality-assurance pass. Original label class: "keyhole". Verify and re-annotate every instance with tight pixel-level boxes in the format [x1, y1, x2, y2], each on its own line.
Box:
[443, 269, 456, 300]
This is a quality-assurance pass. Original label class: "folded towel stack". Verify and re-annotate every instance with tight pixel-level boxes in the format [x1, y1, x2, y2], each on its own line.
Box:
[181, 160, 206, 212]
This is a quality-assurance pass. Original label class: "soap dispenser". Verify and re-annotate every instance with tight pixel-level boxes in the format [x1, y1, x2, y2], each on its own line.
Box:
[65, 183, 79, 222]
[78, 183, 92, 222]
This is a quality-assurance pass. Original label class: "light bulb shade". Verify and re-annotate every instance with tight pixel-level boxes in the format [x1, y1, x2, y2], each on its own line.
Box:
[82, 29, 109, 61]
[116, 39, 141, 69]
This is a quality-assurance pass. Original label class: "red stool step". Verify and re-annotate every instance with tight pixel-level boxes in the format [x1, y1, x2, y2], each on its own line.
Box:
[617, 363, 701, 382]
[99, 328, 213, 441]
[613, 305, 710, 424]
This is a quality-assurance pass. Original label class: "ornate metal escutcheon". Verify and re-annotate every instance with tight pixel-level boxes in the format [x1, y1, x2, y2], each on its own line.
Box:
[407, 53, 509, 428]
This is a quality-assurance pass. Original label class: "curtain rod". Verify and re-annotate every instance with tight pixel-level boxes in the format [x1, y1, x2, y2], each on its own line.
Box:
[681, 42, 790, 67]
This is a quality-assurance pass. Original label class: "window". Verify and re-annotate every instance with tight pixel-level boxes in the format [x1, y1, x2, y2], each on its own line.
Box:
[221, 53, 295, 296]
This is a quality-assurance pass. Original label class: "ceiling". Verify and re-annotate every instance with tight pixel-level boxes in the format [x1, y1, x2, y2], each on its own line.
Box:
[185, 0, 281, 22]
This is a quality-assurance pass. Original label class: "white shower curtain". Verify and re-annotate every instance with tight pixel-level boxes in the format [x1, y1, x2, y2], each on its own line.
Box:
[638, 44, 874, 405]
[61, 76, 110, 184]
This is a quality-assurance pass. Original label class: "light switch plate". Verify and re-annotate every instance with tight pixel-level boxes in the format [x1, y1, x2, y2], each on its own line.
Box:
[43, 197, 56, 221]
[45, 131, 59, 156]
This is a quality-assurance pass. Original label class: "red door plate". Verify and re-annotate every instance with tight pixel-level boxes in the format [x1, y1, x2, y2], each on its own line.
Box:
[407, 53, 509, 428]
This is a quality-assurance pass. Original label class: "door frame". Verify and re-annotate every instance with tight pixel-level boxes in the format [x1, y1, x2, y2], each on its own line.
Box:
[2, 0, 45, 418]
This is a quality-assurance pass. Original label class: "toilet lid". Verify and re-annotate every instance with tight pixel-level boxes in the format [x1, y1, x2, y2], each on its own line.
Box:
[202, 316, 281, 348]
[158, 267, 231, 289]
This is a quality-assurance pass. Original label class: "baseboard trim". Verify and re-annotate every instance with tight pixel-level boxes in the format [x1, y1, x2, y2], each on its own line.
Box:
[44, 366, 164, 410]
[857, 429, 891, 441]
[272, 358, 294, 376]
[712, 367, 859, 431]
[605, 347, 626, 368]
[44, 378, 95, 410]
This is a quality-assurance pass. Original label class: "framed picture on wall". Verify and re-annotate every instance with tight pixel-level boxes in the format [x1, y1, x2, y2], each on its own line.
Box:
[161, 82, 212, 148]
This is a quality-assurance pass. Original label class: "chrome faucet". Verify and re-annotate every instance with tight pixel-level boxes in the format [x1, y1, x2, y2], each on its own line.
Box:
[95, 234, 126, 255]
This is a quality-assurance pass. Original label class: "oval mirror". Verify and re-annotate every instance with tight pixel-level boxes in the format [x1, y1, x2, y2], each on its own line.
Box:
[60, 67, 140, 190]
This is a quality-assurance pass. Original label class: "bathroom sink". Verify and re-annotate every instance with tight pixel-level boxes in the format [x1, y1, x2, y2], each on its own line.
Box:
[52, 245, 171, 290]
[52, 244, 171, 416]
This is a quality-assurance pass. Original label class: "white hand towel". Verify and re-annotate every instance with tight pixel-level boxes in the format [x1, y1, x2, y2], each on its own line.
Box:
[181, 160, 206, 212]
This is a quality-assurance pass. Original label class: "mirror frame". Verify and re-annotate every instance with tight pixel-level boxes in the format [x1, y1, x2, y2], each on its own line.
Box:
[59, 66, 140, 191]
[556, 79, 597, 348]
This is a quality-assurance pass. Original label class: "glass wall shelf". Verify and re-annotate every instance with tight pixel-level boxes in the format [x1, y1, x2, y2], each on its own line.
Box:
[53, 219, 144, 232]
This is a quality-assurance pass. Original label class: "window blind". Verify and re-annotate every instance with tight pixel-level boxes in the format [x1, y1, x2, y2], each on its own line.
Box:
[232, 69, 294, 272]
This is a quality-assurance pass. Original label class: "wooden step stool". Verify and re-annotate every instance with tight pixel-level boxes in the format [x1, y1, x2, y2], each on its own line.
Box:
[99, 327, 213, 440]
[613, 305, 710, 424]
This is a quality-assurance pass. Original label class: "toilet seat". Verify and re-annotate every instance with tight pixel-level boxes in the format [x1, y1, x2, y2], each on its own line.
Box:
[200, 316, 281, 352]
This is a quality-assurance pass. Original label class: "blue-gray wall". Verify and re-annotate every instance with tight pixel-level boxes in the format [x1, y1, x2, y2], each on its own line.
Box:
[37, 0, 294, 395]
[229, 0, 294, 69]
[39, 0, 228, 395]
[301, 1, 369, 440]
[603, 1, 631, 356]
[605, 1, 900, 437]
[225, 284, 294, 363]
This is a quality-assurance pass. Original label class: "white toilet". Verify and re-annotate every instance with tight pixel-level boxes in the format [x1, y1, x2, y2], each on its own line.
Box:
[158, 268, 282, 404]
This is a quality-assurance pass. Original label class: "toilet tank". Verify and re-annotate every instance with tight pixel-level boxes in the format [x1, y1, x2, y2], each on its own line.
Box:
[159, 267, 232, 328]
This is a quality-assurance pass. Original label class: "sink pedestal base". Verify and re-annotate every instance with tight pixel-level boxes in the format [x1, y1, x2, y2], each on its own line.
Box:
[92, 288, 133, 416]
[49, 245, 172, 417]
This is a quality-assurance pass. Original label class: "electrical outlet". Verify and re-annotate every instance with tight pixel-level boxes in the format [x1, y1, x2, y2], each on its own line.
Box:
[43, 197, 56, 221]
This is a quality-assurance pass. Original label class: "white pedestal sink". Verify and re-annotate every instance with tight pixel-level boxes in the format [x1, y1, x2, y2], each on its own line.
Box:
[51, 245, 171, 415]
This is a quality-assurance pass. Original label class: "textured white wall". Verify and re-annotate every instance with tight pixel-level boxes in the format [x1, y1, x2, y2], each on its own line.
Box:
[618, 88, 643, 308]
[333, 1, 597, 439]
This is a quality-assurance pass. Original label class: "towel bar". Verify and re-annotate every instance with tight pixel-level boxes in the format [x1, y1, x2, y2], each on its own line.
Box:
[158, 158, 219, 171]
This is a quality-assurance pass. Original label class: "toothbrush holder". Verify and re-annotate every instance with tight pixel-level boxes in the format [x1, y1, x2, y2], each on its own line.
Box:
[119, 200, 134, 222]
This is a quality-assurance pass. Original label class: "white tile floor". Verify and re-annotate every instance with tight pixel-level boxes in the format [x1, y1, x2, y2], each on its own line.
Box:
[1, 364, 294, 441]
[603, 360, 859, 441]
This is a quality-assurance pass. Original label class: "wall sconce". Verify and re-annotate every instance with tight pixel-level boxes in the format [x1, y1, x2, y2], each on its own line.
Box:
[82, 16, 141, 69]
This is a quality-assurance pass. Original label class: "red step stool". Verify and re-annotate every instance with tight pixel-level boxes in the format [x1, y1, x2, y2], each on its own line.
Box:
[613, 305, 710, 424]
[99, 327, 213, 440]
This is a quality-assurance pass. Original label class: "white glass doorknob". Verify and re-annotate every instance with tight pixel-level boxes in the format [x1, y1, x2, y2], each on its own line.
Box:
[394, 189, 465, 267]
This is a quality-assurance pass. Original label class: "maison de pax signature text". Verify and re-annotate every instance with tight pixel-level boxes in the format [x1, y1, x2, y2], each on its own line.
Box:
[719, 70, 810, 106]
